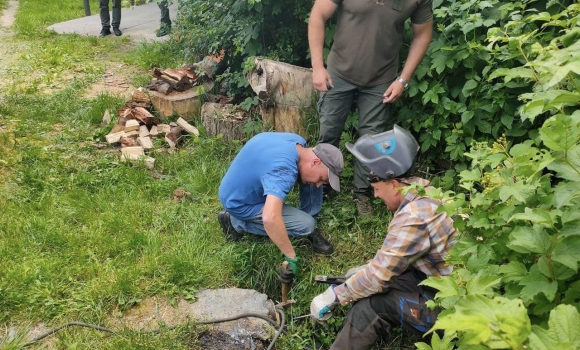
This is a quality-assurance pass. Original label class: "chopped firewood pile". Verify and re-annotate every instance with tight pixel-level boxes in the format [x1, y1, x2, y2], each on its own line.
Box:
[146, 50, 225, 95]
[103, 88, 200, 169]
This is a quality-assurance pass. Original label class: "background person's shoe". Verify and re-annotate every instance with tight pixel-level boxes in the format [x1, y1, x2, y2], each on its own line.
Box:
[354, 194, 374, 217]
[156, 26, 171, 37]
[322, 183, 337, 201]
[308, 230, 334, 255]
[112, 27, 122, 36]
[99, 28, 111, 37]
[218, 210, 243, 242]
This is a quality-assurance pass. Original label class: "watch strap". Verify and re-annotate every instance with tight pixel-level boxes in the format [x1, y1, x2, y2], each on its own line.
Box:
[396, 76, 409, 90]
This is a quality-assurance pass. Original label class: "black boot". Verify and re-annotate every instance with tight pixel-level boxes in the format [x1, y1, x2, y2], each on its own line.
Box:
[218, 210, 243, 242]
[308, 230, 334, 255]
[156, 25, 171, 37]
[99, 27, 111, 37]
[112, 27, 122, 36]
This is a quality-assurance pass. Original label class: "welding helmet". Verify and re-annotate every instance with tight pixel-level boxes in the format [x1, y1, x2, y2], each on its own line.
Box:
[345, 125, 419, 180]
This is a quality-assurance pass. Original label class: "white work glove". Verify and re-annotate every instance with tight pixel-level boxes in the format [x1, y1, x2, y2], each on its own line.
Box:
[310, 285, 338, 321]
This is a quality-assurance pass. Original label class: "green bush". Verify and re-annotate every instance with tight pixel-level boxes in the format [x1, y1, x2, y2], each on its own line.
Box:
[397, 0, 579, 169]
[174, 0, 316, 95]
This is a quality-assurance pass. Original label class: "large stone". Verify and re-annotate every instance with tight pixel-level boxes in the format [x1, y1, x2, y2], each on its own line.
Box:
[148, 82, 213, 120]
[183, 288, 276, 341]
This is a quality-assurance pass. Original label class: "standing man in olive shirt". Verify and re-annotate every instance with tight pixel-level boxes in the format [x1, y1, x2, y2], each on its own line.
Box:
[308, 0, 433, 217]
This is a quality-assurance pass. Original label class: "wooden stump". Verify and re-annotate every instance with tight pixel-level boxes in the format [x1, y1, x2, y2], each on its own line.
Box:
[248, 58, 316, 138]
[148, 82, 213, 119]
[201, 103, 249, 142]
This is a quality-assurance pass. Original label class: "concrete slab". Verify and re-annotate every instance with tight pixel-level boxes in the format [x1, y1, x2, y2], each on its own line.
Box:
[47, 2, 177, 42]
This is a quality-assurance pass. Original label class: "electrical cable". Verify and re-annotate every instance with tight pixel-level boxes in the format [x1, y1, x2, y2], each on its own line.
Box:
[21, 308, 287, 349]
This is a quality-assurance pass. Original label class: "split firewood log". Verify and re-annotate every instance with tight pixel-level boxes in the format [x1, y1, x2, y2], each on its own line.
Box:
[152, 67, 189, 91]
[132, 89, 151, 105]
[146, 79, 173, 95]
[105, 131, 124, 144]
[124, 120, 140, 132]
[165, 126, 184, 148]
[110, 123, 125, 134]
[164, 68, 188, 82]
[137, 136, 153, 149]
[176, 117, 200, 136]
[177, 66, 197, 81]
[133, 107, 155, 125]
[120, 136, 137, 147]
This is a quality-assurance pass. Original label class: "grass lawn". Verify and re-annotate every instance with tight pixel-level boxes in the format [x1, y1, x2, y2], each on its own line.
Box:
[0, 1, 420, 349]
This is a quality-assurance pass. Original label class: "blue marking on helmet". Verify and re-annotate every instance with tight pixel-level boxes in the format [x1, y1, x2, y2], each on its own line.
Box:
[374, 138, 397, 155]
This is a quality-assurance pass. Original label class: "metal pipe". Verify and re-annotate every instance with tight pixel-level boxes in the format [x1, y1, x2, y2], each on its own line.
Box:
[83, 0, 91, 16]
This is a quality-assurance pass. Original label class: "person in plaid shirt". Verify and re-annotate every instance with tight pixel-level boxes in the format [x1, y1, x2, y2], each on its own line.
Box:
[310, 125, 457, 350]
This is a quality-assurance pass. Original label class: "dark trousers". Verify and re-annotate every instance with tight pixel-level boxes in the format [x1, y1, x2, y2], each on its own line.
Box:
[317, 70, 392, 196]
[158, 0, 172, 27]
[330, 269, 440, 350]
[99, 0, 121, 29]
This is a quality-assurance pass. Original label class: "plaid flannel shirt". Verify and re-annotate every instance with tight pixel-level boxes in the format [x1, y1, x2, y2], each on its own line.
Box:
[334, 188, 457, 305]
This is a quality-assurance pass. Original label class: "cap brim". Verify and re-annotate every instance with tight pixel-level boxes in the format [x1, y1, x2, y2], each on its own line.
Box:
[328, 169, 340, 192]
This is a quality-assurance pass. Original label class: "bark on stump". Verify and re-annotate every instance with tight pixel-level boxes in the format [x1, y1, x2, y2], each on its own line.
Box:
[247, 58, 316, 138]
[148, 82, 213, 119]
[201, 102, 249, 142]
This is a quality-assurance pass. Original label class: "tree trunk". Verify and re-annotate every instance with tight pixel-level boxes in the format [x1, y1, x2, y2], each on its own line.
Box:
[247, 58, 316, 138]
[201, 103, 249, 142]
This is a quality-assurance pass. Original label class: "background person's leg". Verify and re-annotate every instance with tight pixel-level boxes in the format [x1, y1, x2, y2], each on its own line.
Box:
[318, 71, 358, 148]
[111, 0, 122, 35]
[159, 0, 171, 28]
[99, 0, 111, 28]
[352, 81, 391, 198]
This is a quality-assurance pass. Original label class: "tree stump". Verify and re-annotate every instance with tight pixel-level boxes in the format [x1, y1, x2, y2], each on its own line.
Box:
[201, 103, 249, 142]
[148, 82, 213, 120]
[247, 58, 316, 138]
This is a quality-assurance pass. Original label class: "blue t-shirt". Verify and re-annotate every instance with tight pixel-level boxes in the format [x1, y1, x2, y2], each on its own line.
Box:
[218, 132, 307, 220]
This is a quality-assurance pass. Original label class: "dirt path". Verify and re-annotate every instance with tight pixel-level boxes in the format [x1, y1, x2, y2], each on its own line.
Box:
[0, 0, 138, 98]
[0, 0, 25, 91]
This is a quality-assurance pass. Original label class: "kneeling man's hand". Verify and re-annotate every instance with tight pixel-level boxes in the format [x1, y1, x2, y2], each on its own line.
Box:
[310, 285, 338, 321]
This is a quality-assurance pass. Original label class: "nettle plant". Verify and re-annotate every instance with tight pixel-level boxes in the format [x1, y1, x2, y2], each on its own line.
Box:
[420, 113, 580, 349]
[398, 0, 578, 169]
[410, 3, 580, 348]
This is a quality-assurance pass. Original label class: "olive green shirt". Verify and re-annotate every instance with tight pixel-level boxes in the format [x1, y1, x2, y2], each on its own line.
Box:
[327, 0, 433, 87]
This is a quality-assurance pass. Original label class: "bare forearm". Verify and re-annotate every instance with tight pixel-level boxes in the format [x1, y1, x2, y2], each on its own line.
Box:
[308, 16, 326, 70]
[400, 22, 432, 82]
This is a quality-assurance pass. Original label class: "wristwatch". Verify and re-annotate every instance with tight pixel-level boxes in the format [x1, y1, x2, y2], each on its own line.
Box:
[396, 76, 409, 90]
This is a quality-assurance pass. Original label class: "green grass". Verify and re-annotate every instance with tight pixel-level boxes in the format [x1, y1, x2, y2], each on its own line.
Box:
[0, 1, 421, 349]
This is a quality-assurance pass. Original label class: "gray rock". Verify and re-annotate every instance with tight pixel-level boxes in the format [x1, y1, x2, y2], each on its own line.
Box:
[181, 288, 277, 341]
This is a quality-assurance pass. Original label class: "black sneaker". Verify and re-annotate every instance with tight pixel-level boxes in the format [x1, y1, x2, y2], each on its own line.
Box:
[156, 26, 171, 37]
[308, 230, 334, 255]
[99, 28, 111, 37]
[218, 210, 243, 242]
[112, 27, 122, 36]
[323, 184, 337, 201]
[354, 194, 374, 217]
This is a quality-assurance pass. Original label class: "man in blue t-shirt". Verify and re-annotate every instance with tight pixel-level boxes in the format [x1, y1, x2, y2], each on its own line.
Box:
[218, 132, 344, 277]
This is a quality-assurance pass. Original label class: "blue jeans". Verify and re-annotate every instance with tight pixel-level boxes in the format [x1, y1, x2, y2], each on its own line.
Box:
[229, 184, 323, 237]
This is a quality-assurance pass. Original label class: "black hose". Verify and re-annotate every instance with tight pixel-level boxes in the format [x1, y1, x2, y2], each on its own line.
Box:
[23, 322, 114, 346]
[21, 308, 287, 349]
[267, 308, 285, 350]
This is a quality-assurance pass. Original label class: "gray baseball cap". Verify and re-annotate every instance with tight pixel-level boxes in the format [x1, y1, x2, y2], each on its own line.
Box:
[313, 143, 344, 192]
